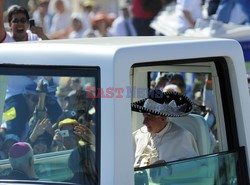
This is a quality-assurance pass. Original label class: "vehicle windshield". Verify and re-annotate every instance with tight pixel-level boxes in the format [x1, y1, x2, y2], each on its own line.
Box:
[0, 66, 100, 185]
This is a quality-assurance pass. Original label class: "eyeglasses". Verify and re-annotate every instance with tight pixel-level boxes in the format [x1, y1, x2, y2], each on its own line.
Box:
[11, 18, 27, 24]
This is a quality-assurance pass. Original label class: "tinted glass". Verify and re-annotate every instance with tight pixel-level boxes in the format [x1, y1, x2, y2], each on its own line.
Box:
[135, 152, 238, 185]
[0, 66, 100, 185]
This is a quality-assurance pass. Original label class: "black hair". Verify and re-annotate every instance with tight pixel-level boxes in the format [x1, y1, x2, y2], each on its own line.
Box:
[7, 5, 30, 24]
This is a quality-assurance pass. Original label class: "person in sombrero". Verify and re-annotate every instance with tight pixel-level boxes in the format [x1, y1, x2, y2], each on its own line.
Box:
[132, 90, 199, 168]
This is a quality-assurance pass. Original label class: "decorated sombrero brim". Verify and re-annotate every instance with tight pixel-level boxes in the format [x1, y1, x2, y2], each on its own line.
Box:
[131, 91, 193, 117]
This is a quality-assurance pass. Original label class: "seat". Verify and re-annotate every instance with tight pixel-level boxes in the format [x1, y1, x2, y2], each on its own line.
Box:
[170, 114, 211, 155]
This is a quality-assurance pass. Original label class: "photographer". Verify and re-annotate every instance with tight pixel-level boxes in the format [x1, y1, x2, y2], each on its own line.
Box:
[52, 118, 95, 151]
[52, 118, 80, 151]
[28, 77, 62, 149]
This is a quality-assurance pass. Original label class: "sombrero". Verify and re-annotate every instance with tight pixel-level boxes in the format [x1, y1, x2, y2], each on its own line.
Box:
[131, 90, 193, 117]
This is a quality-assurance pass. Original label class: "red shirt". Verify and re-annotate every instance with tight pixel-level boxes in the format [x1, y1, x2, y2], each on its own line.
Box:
[131, 0, 158, 19]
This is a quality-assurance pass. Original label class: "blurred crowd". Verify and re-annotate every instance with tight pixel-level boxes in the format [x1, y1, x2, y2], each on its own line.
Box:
[0, 75, 96, 160]
[2, 0, 249, 40]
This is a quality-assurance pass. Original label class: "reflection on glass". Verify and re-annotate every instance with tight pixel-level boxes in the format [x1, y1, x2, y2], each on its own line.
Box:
[0, 74, 98, 184]
[135, 152, 238, 185]
[148, 72, 218, 154]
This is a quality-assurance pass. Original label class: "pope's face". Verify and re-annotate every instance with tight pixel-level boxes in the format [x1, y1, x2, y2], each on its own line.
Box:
[143, 114, 167, 133]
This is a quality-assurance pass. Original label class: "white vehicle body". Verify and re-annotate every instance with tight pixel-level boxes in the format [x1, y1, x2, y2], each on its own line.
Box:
[0, 36, 249, 185]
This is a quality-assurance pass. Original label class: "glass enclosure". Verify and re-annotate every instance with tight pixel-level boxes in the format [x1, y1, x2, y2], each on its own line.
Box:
[131, 60, 248, 184]
[0, 66, 100, 184]
[134, 152, 238, 185]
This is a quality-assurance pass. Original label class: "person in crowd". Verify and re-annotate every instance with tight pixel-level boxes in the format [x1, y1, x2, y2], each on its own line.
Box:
[131, 0, 162, 36]
[168, 74, 186, 94]
[32, 0, 51, 35]
[56, 89, 87, 126]
[56, 87, 71, 111]
[48, 0, 72, 39]
[0, 0, 48, 43]
[206, 0, 221, 17]
[175, 0, 203, 33]
[55, 77, 73, 110]
[28, 78, 62, 147]
[215, 0, 250, 24]
[70, 77, 82, 91]
[132, 90, 198, 167]
[1, 83, 40, 141]
[52, 118, 96, 151]
[83, 12, 110, 37]
[28, 118, 53, 152]
[66, 145, 97, 185]
[30, 77, 62, 124]
[68, 12, 85, 39]
[109, 3, 137, 36]
[31, 135, 50, 154]
[6, 142, 38, 180]
[5, 76, 37, 100]
[191, 73, 205, 102]
[79, 0, 97, 33]
[2, 78, 62, 141]
[52, 118, 81, 151]
[154, 73, 170, 91]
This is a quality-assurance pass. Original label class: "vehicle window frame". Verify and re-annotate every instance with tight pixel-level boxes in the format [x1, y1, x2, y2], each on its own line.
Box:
[0, 64, 101, 184]
[131, 57, 238, 152]
[131, 57, 249, 184]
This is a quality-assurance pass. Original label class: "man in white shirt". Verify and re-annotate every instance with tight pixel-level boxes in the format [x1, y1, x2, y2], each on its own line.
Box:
[175, 0, 203, 33]
[0, 0, 48, 43]
[109, 4, 137, 36]
[132, 90, 199, 168]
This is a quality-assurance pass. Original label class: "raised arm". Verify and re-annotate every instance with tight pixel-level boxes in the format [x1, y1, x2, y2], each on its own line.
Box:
[0, 0, 6, 42]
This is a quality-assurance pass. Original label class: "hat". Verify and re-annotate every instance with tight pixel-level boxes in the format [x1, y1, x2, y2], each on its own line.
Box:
[81, 0, 96, 7]
[71, 12, 83, 21]
[58, 118, 78, 129]
[131, 90, 193, 117]
[9, 142, 31, 158]
[37, 0, 49, 5]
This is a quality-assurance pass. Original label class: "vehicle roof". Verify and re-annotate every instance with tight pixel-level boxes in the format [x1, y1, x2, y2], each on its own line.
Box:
[0, 36, 243, 69]
[39, 36, 216, 45]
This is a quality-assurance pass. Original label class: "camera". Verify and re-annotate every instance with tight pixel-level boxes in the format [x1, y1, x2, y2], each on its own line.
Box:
[29, 19, 35, 28]
[60, 130, 69, 137]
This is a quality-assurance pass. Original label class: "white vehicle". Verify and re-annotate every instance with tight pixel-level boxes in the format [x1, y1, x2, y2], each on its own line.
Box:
[0, 36, 249, 185]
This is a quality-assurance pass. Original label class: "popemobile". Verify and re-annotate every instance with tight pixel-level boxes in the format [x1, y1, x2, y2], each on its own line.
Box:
[0, 36, 249, 185]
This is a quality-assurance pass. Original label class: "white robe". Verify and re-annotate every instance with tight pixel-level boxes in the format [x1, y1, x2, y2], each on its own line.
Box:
[133, 122, 199, 167]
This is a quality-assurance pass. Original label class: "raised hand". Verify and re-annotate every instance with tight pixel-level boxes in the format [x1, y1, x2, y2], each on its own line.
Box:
[74, 124, 95, 145]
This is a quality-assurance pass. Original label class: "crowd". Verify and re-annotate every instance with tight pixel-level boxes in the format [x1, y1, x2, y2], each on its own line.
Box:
[0, 75, 98, 184]
[0, 76, 96, 158]
[0, 0, 249, 42]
